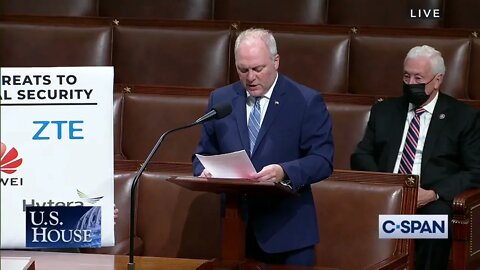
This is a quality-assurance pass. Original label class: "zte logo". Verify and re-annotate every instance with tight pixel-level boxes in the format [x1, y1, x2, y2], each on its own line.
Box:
[1, 142, 23, 174]
[379, 215, 448, 239]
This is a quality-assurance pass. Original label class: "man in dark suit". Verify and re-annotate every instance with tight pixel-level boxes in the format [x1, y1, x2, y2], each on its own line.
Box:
[351, 45, 480, 270]
[192, 28, 334, 266]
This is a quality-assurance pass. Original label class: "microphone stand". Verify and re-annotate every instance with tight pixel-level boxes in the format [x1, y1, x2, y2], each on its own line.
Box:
[127, 122, 198, 270]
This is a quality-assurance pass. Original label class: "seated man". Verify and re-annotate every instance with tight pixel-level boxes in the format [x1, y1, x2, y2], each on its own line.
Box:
[351, 45, 480, 270]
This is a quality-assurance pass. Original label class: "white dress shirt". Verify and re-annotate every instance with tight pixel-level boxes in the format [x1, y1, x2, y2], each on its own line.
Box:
[246, 73, 278, 125]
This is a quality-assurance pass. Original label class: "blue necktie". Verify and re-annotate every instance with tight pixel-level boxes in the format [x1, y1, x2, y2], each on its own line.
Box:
[398, 107, 426, 174]
[248, 97, 261, 154]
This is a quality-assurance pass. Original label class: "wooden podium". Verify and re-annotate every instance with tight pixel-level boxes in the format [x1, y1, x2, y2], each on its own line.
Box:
[166, 176, 294, 270]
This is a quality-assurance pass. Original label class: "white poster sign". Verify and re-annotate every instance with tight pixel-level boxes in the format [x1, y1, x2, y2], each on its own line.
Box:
[0, 66, 114, 248]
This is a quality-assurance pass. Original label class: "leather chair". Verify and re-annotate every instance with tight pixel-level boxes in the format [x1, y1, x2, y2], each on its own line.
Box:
[273, 31, 350, 93]
[444, 0, 480, 28]
[113, 91, 125, 160]
[0, 21, 112, 67]
[313, 170, 418, 270]
[81, 168, 143, 255]
[120, 86, 209, 162]
[452, 189, 480, 270]
[112, 23, 231, 88]
[214, 0, 328, 24]
[136, 168, 221, 259]
[326, 100, 373, 169]
[99, 0, 213, 20]
[81, 160, 220, 259]
[0, 0, 99, 16]
[468, 39, 480, 100]
[349, 34, 471, 98]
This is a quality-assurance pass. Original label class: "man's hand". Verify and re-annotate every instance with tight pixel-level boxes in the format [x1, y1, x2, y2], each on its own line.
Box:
[200, 169, 212, 177]
[417, 187, 437, 208]
[251, 164, 285, 182]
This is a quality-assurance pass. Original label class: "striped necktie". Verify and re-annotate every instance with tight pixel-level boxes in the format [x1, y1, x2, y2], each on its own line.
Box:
[398, 107, 426, 174]
[248, 97, 262, 154]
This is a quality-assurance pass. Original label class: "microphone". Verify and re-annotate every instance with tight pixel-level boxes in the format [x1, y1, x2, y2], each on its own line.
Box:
[194, 103, 232, 124]
[128, 102, 231, 270]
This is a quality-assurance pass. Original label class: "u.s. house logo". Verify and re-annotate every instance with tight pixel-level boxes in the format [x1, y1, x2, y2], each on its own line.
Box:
[25, 189, 104, 248]
[25, 206, 102, 248]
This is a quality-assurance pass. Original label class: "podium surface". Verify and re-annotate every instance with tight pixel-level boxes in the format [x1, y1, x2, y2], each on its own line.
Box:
[166, 176, 293, 194]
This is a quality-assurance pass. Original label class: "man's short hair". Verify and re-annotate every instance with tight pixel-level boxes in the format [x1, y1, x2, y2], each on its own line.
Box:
[405, 45, 446, 75]
[234, 28, 278, 60]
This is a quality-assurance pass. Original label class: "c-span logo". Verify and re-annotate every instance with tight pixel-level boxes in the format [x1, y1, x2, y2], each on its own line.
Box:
[379, 215, 448, 239]
[25, 206, 101, 248]
[1, 142, 23, 174]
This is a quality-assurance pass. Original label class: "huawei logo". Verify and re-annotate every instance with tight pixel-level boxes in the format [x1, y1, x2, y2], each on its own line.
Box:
[1, 142, 23, 174]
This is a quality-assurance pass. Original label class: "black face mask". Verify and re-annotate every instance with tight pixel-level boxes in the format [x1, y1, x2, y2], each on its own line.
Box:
[402, 74, 438, 107]
[403, 82, 429, 107]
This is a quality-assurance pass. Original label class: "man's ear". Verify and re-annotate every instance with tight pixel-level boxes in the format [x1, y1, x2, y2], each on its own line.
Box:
[274, 54, 280, 70]
[434, 73, 444, 89]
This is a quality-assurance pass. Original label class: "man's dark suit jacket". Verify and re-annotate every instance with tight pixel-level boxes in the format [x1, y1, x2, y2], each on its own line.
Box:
[351, 92, 480, 201]
[192, 74, 334, 253]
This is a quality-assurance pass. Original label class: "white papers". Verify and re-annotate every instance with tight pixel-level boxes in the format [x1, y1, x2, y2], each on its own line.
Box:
[1, 257, 34, 270]
[196, 150, 257, 178]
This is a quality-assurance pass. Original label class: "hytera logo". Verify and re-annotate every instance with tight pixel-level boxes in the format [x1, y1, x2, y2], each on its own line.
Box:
[23, 199, 84, 212]
[379, 215, 448, 239]
[1, 142, 23, 174]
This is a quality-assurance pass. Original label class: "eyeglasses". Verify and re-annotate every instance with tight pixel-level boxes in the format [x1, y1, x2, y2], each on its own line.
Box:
[403, 74, 438, 85]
